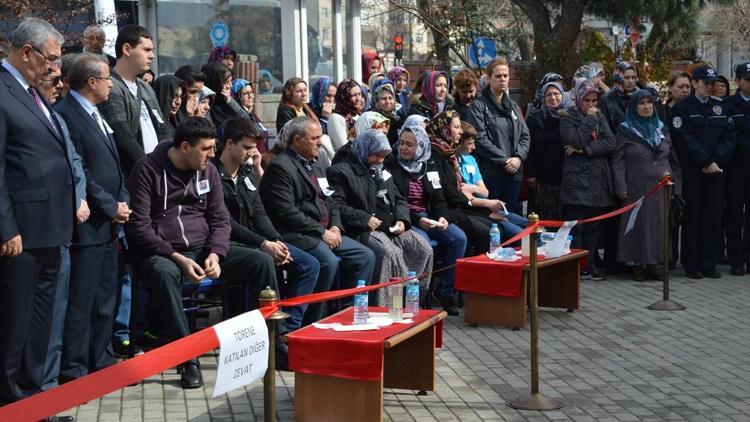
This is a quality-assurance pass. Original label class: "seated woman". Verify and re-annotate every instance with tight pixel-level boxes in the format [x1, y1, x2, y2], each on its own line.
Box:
[310, 77, 337, 134]
[426, 111, 495, 256]
[332, 111, 390, 166]
[275, 77, 318, 132]
[328, 79, 364, 153]
[559, 79, 616, 280]
[387, 122, 467, 315]
[327, 130, 434, 306]
[196, 86, 216, 119]
[387, 66, 411, 115]
[613, 89, 681, 281]
[231, 79, 269, 153]
[153, 74, 183, 139]
[202, 62, 246, 126]
[456, 122, 528, 241]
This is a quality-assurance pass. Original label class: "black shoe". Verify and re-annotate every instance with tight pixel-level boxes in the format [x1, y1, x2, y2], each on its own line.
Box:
[112, 339, 144, 358]
[431, 291, 459, 316]
[275, 340, 289, 371]
[42, 417, 74, 422]
[685, 271, 703, 279]
[178, 359, 203, 389]
[730, 266, 745, 276]
[631, 266, 645, 282]
[702, 270, 721, 279]
[586, 270, 606, 281]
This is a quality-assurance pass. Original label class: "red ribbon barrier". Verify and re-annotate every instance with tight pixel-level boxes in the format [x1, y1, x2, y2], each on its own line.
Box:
[0, 176, 670, 421]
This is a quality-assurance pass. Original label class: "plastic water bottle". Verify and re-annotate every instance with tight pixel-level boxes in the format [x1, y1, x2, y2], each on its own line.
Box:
[388, 280, 403, 321]
[353, 280, 369, 325]
[563, 235, 573, 254]
[404, 271, 420, 318]
[489, 223, 502, 255]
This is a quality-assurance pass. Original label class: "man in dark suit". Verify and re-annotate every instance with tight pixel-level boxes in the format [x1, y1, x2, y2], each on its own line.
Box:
[0, 17, 75, 411]
[259, 116, 375, 324]
[55, 53, 131, 382]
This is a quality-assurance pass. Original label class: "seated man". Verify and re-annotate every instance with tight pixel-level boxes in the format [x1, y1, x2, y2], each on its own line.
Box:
[216, 117, 320, 333]
[127, 117, 277, 389]
[259, 116, 375, 324]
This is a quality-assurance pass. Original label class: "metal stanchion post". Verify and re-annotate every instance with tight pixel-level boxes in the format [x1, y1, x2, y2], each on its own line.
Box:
[259, 287, 290, 422]
[648, 171, 685, 311]
[508, 213, 564, 411]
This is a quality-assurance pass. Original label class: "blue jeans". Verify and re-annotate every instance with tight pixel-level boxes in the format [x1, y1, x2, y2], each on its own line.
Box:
[112, 248, 132, 344]
[412, 223, 467, 296]
[303, 236, 375, 325]
[280, 243, 320, 332]
[42, 245, 70, 390]
[498, 212, 528, 242]
[485, 174, 522, 215]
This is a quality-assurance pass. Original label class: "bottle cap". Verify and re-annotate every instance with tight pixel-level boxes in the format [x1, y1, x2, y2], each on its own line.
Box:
[491, 223, 498, 228]
[408, 271, 416, 277]
[357, 279, 366, 287]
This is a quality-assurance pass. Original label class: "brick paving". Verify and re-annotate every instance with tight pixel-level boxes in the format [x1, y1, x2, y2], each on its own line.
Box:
[58, 267, 749, 421]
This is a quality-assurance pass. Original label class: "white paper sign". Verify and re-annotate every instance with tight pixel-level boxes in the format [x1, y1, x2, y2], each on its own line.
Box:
[624, 198, 644, 235]
[317, 177, 335, 196]
[212, 310, 269, 397]
[544, 220, 577, 258]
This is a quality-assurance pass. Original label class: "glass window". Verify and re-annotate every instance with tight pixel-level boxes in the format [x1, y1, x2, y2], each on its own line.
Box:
[307, 0, 334, 79]
[156, 0, 284, 94]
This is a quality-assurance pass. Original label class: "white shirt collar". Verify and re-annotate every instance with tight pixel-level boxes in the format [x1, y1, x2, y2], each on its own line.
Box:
[68, 90, 97, 115]
[1, 60, 31, 92]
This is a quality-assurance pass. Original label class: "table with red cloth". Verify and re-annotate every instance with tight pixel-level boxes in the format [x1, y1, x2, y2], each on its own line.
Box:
[287, 307, 447, 422]
[455, 249, 588, 328]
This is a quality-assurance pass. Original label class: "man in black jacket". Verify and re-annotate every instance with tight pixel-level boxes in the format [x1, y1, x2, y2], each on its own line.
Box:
[260, 116, 375, 323]
[724, 62, 750, 275]
[217, 117, 320, 332]
[55, 53, 131, 382]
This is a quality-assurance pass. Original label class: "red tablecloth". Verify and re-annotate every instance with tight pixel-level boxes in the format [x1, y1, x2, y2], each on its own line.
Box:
[287, 307, 443, 381]
[455, 250, 587, 297]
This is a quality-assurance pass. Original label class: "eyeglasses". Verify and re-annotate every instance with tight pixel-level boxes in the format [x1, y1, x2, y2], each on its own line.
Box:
[29, 45, 61, 68]
[92, 76, 111, 82]
[544, 92, 562, 98]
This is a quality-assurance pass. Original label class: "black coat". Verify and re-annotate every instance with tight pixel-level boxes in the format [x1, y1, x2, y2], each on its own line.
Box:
[386, 158, 449, 226]
[525, 109, 565, 186]
[669, 95, 737, 169]
[327, 158, 410, 244]
[259, 148, 342, 250]
[0, 66, 75, 249]
[216, 159, 281, 248]
[724, 92, 750, 163]
[55, 94, 129, 246]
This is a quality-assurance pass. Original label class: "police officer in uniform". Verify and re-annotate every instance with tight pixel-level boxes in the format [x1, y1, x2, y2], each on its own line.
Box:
[670, 64, 737, 278]
[724, 62, 750, 275]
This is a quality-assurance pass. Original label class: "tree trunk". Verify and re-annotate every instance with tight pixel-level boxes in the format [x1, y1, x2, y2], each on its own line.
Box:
[418, 0, 452, 70]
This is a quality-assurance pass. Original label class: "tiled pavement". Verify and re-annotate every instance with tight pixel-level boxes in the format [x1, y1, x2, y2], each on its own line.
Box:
[58, 267, 749, 421]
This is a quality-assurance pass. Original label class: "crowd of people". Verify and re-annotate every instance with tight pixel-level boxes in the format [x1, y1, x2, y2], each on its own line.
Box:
[1, 17, 748, 420]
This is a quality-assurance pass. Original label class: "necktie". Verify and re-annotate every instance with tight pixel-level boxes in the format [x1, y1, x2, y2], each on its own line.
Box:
[92, 109, 108, 138]
[27, 86, 58, 136]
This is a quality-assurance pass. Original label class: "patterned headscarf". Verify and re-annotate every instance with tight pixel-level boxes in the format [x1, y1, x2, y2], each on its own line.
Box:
[398, 115, 429, 137]
[387, 67, 410, 93]
[352, 129, 392, 168]
[420, 71, 450, 114]
[573, 62, 604, 86]
[426, 110, 460, 148]
[231, 79, 250, 97]
[396, 124, 432, 175]
[371, 79, 400, 117]
[355, 111, 389, 136]
[574, 79, 600, 111]
[540, 81, 567, 118]
[310, 77, 334, 116]
[531, 73, 563, 113]
[368, 72, 386, 91]
[334, 79, 363, 126]
[619, 89, 664, 152]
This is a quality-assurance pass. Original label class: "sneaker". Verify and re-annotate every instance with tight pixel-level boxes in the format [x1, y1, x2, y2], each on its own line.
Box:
[431, 290, 459, 316]
[135, 330, 171, 350]
[113, 339, 144, 358]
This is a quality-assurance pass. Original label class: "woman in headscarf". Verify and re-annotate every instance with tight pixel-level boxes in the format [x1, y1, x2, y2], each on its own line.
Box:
[152, 75, 184, 139]
[388, 66, 411, 113]
[332, 111, 390, 166]
[386, 121, 466, 315]
[529, 72, 563, 115]
[371, 79, 403, 144]
[309, 77, 337, 134]
[208, 45, 237, 70]
[526, 81, 568, 220]
[327, 129, 434, 306]
[258, 69, 274, 95]
[361, 50, 383, 86]
[202, 62, 246, 126]
[275, 77, 318, 132]
[328, 79, 364, 152]
[196, 86, 216, 119]
[426, 111, 498, 255]
[613, 89, 682, 281]
[410, 71, 453, 118]
[573, 62, 608, 93]
[231, 78, 270, 153]
[558, 79, 617, 280]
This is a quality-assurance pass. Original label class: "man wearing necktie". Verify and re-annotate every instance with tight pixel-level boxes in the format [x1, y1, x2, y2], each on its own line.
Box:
[0, 18, 76, 418]
[54, 53, 131, 383]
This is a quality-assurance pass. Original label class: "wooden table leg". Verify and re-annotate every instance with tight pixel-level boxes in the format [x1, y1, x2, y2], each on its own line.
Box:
[295, 372, 383, 422]
[383, 325, 435, 391]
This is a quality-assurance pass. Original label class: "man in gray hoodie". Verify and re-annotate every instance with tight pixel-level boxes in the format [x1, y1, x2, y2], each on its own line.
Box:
[127, 117, 276, 389]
